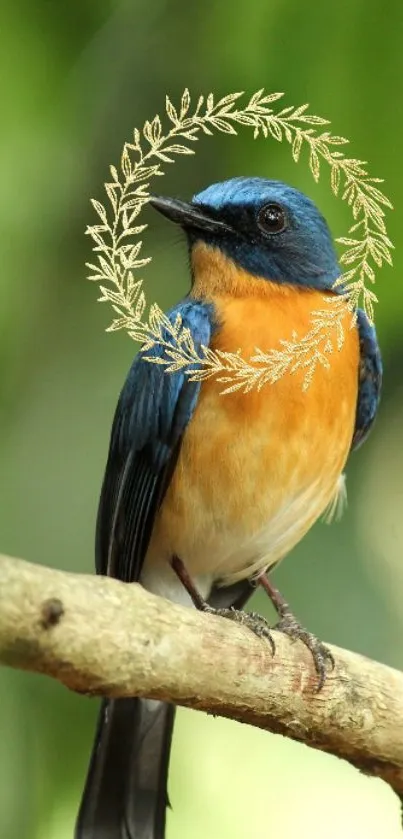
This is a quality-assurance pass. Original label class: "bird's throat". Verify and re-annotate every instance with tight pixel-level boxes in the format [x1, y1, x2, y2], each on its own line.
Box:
[190, 241, 308, 300]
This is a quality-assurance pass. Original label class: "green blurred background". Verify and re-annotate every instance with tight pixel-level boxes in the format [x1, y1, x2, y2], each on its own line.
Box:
[0, 0, 402, 837]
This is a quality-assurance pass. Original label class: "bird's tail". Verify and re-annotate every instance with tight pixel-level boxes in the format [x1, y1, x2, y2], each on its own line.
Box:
[75, 697, 175, 839]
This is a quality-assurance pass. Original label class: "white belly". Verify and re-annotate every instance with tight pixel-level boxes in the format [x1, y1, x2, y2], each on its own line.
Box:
[141, 472, 345, 605]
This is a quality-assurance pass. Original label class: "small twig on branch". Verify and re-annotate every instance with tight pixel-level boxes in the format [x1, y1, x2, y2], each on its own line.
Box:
[1, 553, 403, 809]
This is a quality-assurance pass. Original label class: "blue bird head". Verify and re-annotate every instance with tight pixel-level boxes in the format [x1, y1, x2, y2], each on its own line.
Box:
[149, 177, 340, 291]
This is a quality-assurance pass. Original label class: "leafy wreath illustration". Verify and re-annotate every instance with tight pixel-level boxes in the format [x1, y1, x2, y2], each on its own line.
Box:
[86, 89, 393, 392]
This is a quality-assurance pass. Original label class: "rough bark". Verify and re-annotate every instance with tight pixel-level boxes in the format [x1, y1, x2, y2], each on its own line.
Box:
[1, 553, 403, 800]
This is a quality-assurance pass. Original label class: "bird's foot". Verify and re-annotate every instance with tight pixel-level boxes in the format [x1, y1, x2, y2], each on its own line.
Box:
[274, 610, 334, 692]
[171, 555, 333, 689]
[258, 574, 334, 692]
[203, 605, 275, 655]
[171, 556, 275, 655]
[170, 557, 275, 653]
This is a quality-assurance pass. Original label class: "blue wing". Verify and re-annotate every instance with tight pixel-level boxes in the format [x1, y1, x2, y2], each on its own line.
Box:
[351, 308, 382, 451]
[96, 298, 215, 583]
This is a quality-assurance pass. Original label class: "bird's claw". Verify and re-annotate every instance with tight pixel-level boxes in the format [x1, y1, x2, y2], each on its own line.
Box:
[274, 612, 334, 692]
[204, 605, 276, 655]
[205, 603, 333, 690]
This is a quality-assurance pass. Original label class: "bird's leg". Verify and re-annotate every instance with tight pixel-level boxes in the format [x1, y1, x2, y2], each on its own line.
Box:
[170, 556, 208, 611]
[170, 556, 275, 653]
[257, 573, 334, 691]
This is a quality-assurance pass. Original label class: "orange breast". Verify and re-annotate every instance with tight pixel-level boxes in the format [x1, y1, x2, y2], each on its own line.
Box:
[146, 255, 359, 587]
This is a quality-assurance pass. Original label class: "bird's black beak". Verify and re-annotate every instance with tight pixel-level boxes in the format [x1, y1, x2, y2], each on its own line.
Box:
[148, 195, 232, 236]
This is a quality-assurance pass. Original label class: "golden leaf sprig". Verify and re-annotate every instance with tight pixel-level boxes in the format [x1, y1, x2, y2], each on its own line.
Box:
[86, 89, 393, 392]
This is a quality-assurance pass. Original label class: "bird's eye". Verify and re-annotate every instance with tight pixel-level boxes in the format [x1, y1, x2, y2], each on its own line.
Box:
[257, 203, 287, 234]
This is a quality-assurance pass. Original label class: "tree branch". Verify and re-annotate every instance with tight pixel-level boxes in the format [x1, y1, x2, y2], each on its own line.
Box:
[1, 553, 403, 804]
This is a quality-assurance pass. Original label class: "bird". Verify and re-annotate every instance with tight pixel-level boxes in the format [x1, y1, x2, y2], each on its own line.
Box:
[75, 176, 382, 839]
